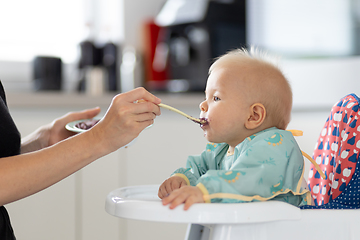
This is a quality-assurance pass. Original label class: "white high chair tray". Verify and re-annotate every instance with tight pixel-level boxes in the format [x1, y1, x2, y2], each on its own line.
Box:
[105, 185, 301, 223]
[106, 185, 360, 240]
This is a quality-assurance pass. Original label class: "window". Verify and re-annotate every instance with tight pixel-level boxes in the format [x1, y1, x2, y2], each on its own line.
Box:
[247, 0, 358, 57]
[0, 0, 85, 63]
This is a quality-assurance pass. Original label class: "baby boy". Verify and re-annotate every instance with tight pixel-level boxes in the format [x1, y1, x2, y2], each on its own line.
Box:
[158, 47, 310, 210]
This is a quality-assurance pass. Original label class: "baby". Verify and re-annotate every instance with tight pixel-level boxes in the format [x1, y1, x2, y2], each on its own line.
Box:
[158, 47, 310, 210]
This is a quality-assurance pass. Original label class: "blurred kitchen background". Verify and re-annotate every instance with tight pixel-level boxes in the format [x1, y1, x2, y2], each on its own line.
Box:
[2, 0, 360, 240]
[2, 0, 360, 101]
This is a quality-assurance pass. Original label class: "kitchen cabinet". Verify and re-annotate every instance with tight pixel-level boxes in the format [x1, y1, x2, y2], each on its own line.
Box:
[6, 107, 80, 240]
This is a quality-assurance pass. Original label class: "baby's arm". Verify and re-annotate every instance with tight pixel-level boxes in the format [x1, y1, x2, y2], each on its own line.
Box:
[161, 154, 288, 210]
[157, 162, 201, 199]
[159, 143, 226, 207]
[161, 186, 204, 210]
[159, 144, 219, 198]
[158, 176, 187, 199]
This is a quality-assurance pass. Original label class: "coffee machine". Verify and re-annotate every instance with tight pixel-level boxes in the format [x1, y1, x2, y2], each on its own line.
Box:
[148, 0, 246, 92]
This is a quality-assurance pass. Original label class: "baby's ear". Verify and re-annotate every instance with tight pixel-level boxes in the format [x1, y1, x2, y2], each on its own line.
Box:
[245, 103, 266, 130]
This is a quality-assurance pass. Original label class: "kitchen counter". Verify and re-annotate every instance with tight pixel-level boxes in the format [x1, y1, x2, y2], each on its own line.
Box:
[6, 91, 335, 112]
[6, 91, 205, 108]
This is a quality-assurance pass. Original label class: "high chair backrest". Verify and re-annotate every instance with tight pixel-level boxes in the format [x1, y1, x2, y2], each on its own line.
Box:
[308, 93, 360, 208]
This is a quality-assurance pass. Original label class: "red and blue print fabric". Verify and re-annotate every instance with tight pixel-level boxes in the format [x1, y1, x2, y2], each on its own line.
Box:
[301, 93, 360, 209]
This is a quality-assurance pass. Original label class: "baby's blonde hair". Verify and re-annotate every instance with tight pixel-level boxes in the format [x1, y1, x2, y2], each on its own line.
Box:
[209, 47, 292, 130]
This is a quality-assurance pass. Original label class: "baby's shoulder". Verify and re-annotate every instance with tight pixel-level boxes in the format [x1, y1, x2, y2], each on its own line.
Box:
[246, 128, 295, 147]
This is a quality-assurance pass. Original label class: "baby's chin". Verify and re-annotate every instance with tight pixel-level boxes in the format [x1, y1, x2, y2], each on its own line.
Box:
[203, 132, 216, 143]
[202, 130, 210, 140]
[203, 133, 224, 144]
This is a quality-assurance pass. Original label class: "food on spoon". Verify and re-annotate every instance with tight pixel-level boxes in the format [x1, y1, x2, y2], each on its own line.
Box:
[75, 119, 100, 130]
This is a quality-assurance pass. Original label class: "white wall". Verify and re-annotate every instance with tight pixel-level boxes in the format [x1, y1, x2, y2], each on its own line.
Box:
[284, 56, 360, 110]
[122, 0, 166, 50]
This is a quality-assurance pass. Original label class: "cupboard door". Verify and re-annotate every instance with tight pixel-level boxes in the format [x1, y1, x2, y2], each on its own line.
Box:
[7, 108, 77, 240]
[124, 108, 207, 240]
[80, 150, 125, 240]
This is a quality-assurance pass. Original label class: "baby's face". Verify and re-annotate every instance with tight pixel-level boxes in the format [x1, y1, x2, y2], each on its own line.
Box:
[199, 66, 251, 146]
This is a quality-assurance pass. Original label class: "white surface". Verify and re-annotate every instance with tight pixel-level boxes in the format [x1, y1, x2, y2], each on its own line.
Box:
[106, 185, 302, 224]
[155, 0, 208, 26]
[247, 0, 353, 57]
[203, 208, 360, 240]
[107, 185, 360, 240]
[65, 119, 100, 133]
[122, 0, 165, 51]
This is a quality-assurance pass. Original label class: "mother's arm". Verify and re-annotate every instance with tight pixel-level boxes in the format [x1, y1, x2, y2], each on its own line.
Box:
[0, 87, 161, 206]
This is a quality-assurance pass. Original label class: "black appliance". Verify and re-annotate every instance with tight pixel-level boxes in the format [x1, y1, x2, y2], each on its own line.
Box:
[77, 41, 119, 92]
[33, 56, 62, 91]
[154, 0, 246, 92]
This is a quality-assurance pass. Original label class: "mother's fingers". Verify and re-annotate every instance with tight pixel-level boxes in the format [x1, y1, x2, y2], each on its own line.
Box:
[90, 88, 161, 152]
[133, 112, 157, 123]
[111, 93, 161, 118]
[133, 101, 161, 116]
[60, 107, 101, 124]
[120, 87, 161, 105]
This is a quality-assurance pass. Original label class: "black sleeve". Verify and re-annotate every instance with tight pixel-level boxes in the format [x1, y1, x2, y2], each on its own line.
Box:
[0, 80, 21, 157]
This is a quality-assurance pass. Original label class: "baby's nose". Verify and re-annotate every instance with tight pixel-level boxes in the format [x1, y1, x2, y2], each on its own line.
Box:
[199, 101, 207, 112]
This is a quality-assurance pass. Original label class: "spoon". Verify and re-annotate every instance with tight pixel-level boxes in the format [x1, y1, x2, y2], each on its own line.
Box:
[158, 103, 207, 125]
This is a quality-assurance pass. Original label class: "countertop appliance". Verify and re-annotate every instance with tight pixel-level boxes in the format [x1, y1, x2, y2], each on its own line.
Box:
[148, 0, 246, 92]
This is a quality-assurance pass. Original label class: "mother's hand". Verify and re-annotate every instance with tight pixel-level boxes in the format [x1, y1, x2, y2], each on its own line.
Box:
[48, 107, 102, 146]
[21, 107, 101, 153]
[90, 87, 161, 152]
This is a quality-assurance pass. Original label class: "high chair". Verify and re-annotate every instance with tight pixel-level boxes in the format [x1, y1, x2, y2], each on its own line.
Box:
[105, 93, 360, 240]
[302, 93, 360, 209]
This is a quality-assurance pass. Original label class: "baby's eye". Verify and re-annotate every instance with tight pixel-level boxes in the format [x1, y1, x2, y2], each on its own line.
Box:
[213, 96, 220, 101]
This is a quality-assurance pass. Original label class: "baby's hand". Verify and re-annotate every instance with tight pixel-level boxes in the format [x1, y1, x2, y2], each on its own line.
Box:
[162, 186, 204, 210]
[158, 176, 187, 199]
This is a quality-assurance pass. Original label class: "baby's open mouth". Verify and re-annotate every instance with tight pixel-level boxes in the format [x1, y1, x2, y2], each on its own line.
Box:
[199, 117, 208, 127]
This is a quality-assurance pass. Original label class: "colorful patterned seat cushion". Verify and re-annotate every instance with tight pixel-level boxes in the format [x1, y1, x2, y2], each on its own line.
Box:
[301, 94, 360, 209]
